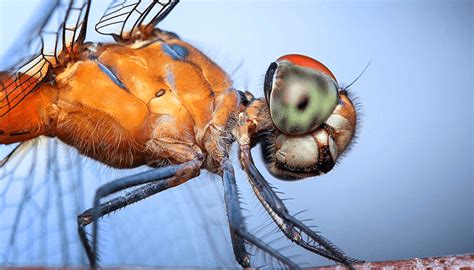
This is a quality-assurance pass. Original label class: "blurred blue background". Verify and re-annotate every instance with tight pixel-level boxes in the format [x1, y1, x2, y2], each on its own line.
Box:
[0, 0, 472, 267]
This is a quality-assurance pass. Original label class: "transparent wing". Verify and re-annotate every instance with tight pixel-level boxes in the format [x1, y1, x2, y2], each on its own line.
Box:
[0, 138, 90, 265]
[0, 0, 91, 117]
[40, 0, 91, 65]
[0, 137, 235, 266]
[0, 137, 303, 268]
[95, 0, 178, 41]
[0, 1, 58, 70]
[0, 56, 51, 117]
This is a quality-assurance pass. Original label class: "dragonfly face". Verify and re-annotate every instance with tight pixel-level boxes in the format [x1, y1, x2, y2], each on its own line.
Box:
[247, 54, 357, 180]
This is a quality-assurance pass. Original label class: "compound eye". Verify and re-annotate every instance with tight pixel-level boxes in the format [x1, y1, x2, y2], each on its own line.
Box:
[265, 54, 339, 135]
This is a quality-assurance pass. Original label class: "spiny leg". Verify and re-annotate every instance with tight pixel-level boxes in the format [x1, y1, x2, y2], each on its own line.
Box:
[77, 180, 174, 263]
[77, 158, 202, 267]
[222, 159, 249, 268]
[240, 146, 362, 268]
[221, 159, 300, 269]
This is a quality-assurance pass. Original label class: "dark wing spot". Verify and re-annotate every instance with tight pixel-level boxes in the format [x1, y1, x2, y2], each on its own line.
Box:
[297, 95, 309, 111]
[155, 89, 166, 97]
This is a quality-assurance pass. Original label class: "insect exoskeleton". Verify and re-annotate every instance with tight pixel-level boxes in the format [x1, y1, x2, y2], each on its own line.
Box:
[261, 54, 357, 180]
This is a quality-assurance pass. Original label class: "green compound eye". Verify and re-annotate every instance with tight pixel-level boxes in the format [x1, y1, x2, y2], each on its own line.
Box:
[268, 60, 338, 135]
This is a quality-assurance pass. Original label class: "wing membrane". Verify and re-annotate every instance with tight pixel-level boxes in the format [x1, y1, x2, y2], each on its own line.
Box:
[96, 0, 178, 41]
[0, 0, 91, 118]
[0, 55, 51, 117]
[34, 0, 92, 65]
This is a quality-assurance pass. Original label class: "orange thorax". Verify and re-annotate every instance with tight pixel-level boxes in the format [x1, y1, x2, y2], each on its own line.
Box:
[1, 38, 235, 169]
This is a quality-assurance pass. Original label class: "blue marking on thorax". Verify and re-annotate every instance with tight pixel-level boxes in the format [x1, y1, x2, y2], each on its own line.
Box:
[162, 43, 188, 60]
[96, 61, 128, 91]
[165, 65, 176, 90]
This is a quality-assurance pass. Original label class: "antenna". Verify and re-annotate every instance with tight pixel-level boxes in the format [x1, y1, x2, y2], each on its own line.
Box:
[344, 61, 371, 90]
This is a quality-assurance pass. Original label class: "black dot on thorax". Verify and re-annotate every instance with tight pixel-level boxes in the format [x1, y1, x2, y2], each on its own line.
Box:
[155, 89, 166, 97]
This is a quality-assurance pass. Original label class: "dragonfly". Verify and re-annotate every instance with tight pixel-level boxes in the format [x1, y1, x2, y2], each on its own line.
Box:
[0, 0, 362, 268]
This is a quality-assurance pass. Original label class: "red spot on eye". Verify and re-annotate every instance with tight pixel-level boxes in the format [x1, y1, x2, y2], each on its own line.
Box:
[277, 54, 337, 82]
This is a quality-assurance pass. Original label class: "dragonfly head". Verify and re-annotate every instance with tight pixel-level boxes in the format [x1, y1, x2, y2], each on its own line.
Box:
[258, 54, 357, 180]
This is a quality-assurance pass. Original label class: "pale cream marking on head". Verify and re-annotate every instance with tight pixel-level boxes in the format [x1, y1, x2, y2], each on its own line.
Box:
[326, 114, 353, 151]
[326, 114, 351, 131]
[276, 134, 319, 168]
[328, 136, 338, 160]
[314, 129, 329, 146]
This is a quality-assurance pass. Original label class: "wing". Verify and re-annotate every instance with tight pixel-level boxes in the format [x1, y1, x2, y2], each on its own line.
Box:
[95, 0, 179, 41]
[0, 137, 238, 266]
[0, 0, 91, 117]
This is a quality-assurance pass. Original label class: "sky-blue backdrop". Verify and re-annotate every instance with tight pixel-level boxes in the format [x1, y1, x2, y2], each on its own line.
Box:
[0, 0, 472, 267]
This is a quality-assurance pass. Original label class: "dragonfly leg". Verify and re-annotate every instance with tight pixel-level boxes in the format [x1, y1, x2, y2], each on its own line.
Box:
[77, 180, 176, 265]
[221, 159, 300, 269]
[77, 157, 203, 267]
[239, 146, 362, 268]
[221, 159, 250, 268]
